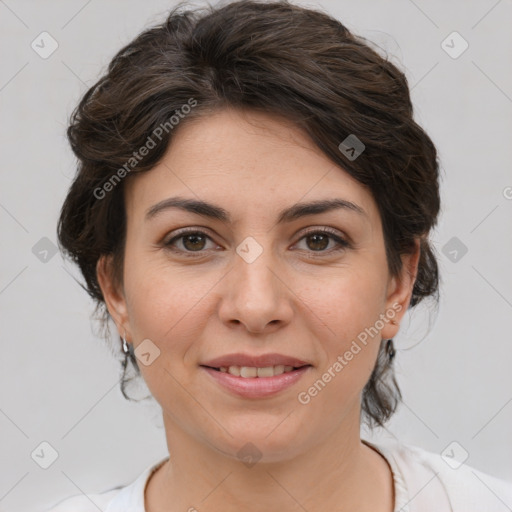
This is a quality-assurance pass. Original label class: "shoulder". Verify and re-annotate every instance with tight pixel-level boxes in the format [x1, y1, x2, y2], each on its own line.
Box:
[370, 439, 512, 512]
[408, 443, 512, 509]
[43, 456, 169, 512]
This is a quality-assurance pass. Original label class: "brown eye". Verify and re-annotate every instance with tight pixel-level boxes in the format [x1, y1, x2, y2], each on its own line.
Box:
[305, 233, 330, 251]
[181, 233, 207, 251]
[294, 228, 350, 255]
[165, 230, 216, 255]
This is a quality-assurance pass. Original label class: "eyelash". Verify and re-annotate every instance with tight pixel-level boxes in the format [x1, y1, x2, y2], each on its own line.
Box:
[163, 227, 350, 258]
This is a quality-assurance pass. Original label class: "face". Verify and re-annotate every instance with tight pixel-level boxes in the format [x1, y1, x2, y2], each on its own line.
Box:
[98, 108, 418, 463]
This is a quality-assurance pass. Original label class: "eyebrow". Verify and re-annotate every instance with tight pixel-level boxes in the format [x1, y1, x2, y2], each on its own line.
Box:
[145, 196, 368, 224]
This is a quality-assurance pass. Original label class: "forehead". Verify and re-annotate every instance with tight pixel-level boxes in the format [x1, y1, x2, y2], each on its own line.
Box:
[124, 108, 378, 226]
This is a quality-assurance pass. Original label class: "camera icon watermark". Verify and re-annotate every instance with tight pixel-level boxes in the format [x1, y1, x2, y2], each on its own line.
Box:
[31, 31, 59, 59]
[236, 442, 262, 468]
[441, 441, 469, 469]
[236, 236, 263, 264]
[338, 134, 365, 161]
[441, 31, 469, 59]
[32, 236, 58, 263]
[442, 236, 468, 263]
[134, 338, 161, 366]
[31, 441, 59, 469]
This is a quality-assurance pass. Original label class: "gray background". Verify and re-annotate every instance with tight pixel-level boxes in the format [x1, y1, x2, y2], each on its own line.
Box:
[1, 0, 511, 510]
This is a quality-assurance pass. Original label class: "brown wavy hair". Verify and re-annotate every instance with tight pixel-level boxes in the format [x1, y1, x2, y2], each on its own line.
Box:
[57, 0, 441, 428]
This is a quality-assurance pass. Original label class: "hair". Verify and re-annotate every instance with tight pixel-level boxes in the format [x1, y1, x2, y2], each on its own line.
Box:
[57, 0, 441, 429]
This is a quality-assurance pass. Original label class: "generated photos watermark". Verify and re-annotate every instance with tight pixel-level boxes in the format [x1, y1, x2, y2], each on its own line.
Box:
[297, 302, 402, 405]
[93, 97, 198, 200]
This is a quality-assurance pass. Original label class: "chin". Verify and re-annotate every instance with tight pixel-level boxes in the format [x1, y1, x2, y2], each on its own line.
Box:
[205, 417, 309, 464]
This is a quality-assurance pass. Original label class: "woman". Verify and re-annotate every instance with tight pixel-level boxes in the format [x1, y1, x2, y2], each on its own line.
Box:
[49, 0, 512, 510]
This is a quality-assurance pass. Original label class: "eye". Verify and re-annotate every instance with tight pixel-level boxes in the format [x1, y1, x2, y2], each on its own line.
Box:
[164, 229, 218, 255]
[163, 227, 350, 257]
[293, 228, 350, 255]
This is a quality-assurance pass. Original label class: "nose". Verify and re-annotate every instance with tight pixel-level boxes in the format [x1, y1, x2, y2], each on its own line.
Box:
[217, 243, 294, 334]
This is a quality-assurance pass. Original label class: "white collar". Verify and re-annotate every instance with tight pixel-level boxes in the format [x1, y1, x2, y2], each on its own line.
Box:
[105, 456, 169, 512]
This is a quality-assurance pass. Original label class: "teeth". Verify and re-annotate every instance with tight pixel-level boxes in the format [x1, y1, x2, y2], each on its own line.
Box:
[221, 364, 299, 377]
[257, 366, 275, 377]
[228, 365, 240, 376]
[273, 365, 285, 375]
[240, 366, 257, 378]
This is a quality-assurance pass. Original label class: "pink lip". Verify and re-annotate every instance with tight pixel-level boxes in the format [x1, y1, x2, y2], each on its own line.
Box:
[201, 352, 310, 368]
[202, 366, 311, 399]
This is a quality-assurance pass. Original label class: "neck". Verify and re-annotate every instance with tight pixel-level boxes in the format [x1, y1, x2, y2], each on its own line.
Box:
[145, 410, 394, 512]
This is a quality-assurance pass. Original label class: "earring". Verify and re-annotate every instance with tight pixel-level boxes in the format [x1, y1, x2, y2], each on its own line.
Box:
[122, 330, 129, 355]
[386, 338, 396, 362]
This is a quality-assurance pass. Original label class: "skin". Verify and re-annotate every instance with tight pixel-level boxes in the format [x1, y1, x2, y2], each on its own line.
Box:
[97, 107, 420, 512]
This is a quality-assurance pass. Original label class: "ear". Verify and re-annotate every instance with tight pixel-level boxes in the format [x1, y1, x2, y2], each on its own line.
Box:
[380, 237, 422, 340]
[96, 254, 131, 342]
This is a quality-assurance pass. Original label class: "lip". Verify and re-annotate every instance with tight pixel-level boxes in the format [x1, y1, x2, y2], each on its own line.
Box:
[202, 365, 311, 399]
[201, 352, 311, 368]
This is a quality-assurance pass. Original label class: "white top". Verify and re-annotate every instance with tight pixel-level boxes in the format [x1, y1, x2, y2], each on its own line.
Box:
[45, 439, 512, 512]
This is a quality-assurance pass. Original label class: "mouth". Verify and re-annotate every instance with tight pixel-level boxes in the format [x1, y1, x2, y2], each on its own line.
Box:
[200, 363, 312, 399]
[200, 364, 311, 378]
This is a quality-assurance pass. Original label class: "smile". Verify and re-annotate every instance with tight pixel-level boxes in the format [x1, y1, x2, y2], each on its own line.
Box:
[210, 364, 302, 377]
[201, 364, 312, 398]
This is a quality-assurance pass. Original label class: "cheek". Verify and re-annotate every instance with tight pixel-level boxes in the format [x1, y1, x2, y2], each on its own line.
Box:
[297, 284, 384, 414]
[300, 266, 387, 340]
[123, 253, 217, 359]
[122, 259, 210, 410]
[295, 267, 387, 395]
